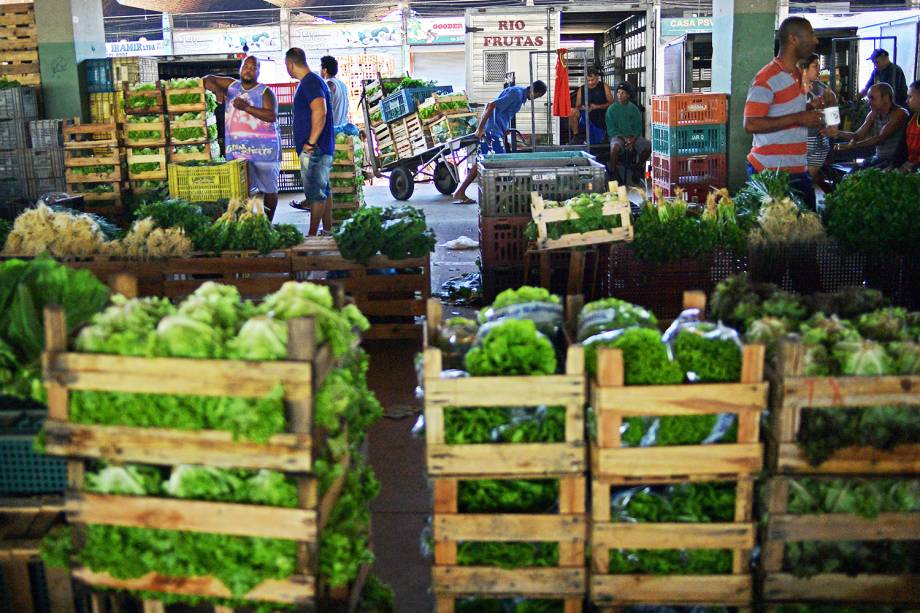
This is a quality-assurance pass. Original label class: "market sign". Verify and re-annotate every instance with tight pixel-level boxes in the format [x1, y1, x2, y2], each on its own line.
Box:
[407, 18, 465, 45]
[660, 16, 713, 38]
[106, 39, 170, 58]
[173, 25, 282, 56]
[291, 22, 403, 49]
[479, 20, 546, 48]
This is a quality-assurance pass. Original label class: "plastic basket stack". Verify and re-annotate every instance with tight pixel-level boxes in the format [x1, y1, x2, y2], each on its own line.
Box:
[0, 85, 39, 202]
[650, 93, 727, 203]
[477, 151, 608, 300]
[269, 82, 303, 192]
[85, 58, 158, 140]
[26, 119, 69, 201]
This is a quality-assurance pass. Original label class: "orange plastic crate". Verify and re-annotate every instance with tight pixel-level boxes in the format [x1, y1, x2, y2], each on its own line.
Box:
[651, 94, 727, 126]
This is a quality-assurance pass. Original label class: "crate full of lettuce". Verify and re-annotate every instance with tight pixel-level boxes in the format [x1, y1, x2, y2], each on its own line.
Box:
[424, 288, 587, 611]
[759, 475, 920, 605]
[580, 293, 766, 607]
[39, 281, 382, 610]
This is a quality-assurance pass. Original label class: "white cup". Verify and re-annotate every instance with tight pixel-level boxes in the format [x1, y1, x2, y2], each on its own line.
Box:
[823, 106, 840, 127]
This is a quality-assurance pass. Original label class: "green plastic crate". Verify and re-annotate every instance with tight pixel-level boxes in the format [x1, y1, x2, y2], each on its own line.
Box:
[652, 123, 726, 157]
[0, 405, 67, 495]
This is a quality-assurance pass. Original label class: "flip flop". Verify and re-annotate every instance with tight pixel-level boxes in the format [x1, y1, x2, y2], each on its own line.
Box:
[452, 196, 475, 205]
[289, 201, 311, 211]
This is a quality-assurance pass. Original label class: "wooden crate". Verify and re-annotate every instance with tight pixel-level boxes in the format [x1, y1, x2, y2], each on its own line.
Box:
[760, 476, 920, 605]
[418, 94, 470, 126]
[530, 183, 634, 251]
[168, 113, 216, 145]
[169, 141, 218, 163]
[0, 3, 36, 53]
[124, 116, 166, 147]
[164, 82, 207, 113]
[122, 83, 164, 115]
[431, 476, 586, 613]
[65, 182, 124, 211]
[62, 120, 119, 148]
[769, 341, 920, 475]
[590, 477, 756, 607]
[590, 307, 767, 481]
[423, 299, 586, 477]
[333, 141, 355, 167]
[162, 251, 293, 300]
[126, 146, 167, 181]
[290, 237, 429, 341]
[429, 113, 478, 144]
[0, 47, 39, 86]
[41, 303, 349, 609]
[0, 496, 75, 613]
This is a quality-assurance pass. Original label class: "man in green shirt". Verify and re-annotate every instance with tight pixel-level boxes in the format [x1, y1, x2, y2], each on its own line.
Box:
[606, 83, 650, 183]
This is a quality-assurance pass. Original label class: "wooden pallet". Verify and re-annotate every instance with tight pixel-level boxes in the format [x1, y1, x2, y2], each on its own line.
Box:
[167, 113, 216, 146]
[760, 476, 920, 605]
[0, 3, 36, 53]
[290, 237, 429, 342]
[0, 48, 39, 85]
[590, 477, 756, 607]
[432, 476, 586, 613]
[769, 341, 920, 475]
[124, 116, 167, 147]
[123, 83, 164, 115]
[530, 183, 634, 251]
[164, 83, 207, 113]
[41, 304, 348, 608]
[591, 293, 767, 482]
[126, 146, 167, 181]
[423, 299, 585, 477]
[162, 251, 293, 300]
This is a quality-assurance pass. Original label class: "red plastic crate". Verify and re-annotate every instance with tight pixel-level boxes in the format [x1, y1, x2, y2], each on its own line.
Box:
[479, 215, 531, 268]
[652, 153, 727, 188]
[653, 179, 711, 204]
[651, 94, 727, 126]
[268, 82, 298, 107]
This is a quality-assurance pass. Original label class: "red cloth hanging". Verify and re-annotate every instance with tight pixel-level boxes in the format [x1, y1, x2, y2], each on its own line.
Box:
[552, 49, 571, 118]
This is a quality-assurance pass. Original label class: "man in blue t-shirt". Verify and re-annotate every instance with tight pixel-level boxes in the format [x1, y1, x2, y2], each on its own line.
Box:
[452, 81, 547, 204]
[286, 47, 335, 236]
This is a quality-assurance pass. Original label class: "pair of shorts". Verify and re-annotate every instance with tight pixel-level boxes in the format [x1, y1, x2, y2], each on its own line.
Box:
[299, 150, 333, 202]
[807, 135, 831, 169]
[478, 132, 505, 156]
[611, 136, 651, 157]
[248, 161, 281, 194]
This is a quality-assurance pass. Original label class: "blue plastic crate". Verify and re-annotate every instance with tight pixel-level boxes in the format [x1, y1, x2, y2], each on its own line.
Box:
[381, 86, 453, 123]
[652, 123, 726, 157]
[82, 59, 113, 94]
[0, 405, 67, 495]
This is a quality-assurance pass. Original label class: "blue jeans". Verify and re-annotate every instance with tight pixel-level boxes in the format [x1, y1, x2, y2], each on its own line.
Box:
[746, 162, 816, 211]
[300, 150, 333, 202]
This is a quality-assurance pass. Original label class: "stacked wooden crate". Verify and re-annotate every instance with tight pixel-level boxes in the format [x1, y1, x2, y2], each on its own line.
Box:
[165, 79, 217, 164]
[418, 93, 476, 145]
[86, 58, 157, 141]
[424, 299, 587, 612]
[0, 4, 40, 87]
[589, 294, 767, 610]
[123, 83, 167, 193]
[760, 341, 920, 608]
[40, 305, 353, 611]
[62, 120, 125, 212]
[331, 137, 361, 212]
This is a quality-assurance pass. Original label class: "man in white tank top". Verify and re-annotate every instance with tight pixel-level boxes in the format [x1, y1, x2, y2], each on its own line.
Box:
[205, 56, 282, 218]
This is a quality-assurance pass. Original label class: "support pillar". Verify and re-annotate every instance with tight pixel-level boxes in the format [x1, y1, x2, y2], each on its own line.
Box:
[712, 0, 778, 189]
[34, 0, 106, 120]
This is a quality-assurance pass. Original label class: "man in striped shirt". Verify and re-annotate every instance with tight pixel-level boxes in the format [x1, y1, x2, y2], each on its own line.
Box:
[744, 16, 825, 210]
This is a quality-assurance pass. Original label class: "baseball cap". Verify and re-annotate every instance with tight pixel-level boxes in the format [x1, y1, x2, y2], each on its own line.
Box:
[868, 48, 889, 60]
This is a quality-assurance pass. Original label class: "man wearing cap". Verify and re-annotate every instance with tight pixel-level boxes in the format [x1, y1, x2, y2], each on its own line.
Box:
[605, 82, 650, 184]
[859, 49, 908, 108]
[452, 81, 548, 204]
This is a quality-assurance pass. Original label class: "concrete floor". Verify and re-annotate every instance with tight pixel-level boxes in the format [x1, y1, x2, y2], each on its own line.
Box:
[276, 184, 479, 612]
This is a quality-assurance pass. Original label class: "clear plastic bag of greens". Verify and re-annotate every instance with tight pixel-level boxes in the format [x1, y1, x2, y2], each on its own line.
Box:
[663, 309, 744, 383]
[577, 298, 658, 342]
[437, 317, 479, 371]
[477, 301, 564, 339]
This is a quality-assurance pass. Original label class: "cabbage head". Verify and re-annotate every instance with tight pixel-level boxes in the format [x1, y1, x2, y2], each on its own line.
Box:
[833, 340, 893, 376]
[228, 316, 288, 361]
[155, 314, 223, 358]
